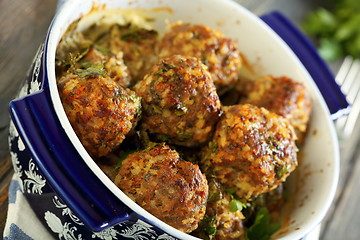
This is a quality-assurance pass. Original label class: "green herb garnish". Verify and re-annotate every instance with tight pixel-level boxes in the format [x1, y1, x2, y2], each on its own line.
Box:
[246, 207, 281, 240]
[229, 199, 245, 212]
[203, 216, 217, 236]
[275, 164, 289, 179]
[303, 0, 360, 60]
[74, 62, 107, 77]
[225, 188, 247, 212]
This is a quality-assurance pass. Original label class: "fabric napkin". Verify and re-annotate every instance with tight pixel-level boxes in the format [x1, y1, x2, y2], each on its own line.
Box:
[3, 175, 54, 240]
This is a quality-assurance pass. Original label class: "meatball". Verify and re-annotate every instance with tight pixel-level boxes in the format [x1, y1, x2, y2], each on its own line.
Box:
[134, 55, 222, 147]
[239, 75, 312, 143]
[57, 73, 141, 158]
[201, 104, 297, 200]
[157, 22, 242, 94]
[109, 24, 158, 83]
[114, 143, 208, 233]
[80, 47, 132, 88]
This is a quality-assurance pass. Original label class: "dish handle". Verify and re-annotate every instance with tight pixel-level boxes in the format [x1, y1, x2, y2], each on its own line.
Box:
[261, 11, 350, 120]
[9, 48, 133, 232]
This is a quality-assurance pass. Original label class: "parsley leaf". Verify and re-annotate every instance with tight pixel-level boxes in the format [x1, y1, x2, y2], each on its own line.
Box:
[303, 0, 360, 60]
[246, 207, 281, 240]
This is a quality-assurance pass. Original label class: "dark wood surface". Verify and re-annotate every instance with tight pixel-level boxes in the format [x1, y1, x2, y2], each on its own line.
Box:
[0, 0, 359, 239]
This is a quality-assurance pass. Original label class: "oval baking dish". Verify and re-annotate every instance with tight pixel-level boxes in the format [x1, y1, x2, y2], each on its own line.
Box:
[9, 0, 345, 239]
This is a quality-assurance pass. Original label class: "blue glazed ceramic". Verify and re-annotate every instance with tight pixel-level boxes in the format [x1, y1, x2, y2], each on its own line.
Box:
[8, 0, 345, 239]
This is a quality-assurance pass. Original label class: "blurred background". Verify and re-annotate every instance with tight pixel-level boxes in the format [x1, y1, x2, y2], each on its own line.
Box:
[1, 0, 359, 239]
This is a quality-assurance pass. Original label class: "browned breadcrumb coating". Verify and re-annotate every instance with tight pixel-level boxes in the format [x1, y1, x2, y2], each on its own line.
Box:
[79, 47, 131, 88]
[157, 22, 242, 94]
[201, 104, 297, 200]
[134, 55, 222, 147]
[109, 24, 158, 83]
[206, 193, 245, 240]
[114, 143, 208, 233]
[57, 73, 141, 158]
[239, 75, 312, 141]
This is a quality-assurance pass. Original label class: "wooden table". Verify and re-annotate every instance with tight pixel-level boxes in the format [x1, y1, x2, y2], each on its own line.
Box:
[1, 0, 359, 239]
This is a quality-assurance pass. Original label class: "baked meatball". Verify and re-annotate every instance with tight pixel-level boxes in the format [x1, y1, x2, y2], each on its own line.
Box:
[201, 104, 297, 200]
[80, 47, 132, 88]
[134, 55, 222, 147]
[114, 143, 208, 233]
[239, 75, 312, 142]
[109, 24, 158, 83]
[58, 73, 141, 158]
[157, 22, 242, 94]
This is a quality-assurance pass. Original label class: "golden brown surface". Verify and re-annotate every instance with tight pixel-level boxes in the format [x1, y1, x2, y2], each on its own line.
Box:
[239, 75, 312, 142]
[201, 104, 298, 200]
[157, 22, 242, 94]
[134, 55, 222, 147]
[114, 143, 208, 233]
[58, 73, 141, 158]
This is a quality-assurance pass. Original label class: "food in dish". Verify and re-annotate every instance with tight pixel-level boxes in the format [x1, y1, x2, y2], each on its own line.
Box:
[57, 72, 141, 158]
[114, 143, 208, 233]
[134, 54, 222, 147]
[55, 9, 312, 240]
[238, 75, 312, 143]
[157, 22, 242, 94]
[201, 104, 298, 200]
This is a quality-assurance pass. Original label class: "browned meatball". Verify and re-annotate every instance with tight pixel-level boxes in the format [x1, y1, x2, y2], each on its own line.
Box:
[109, 24, 158, 83]
[157, 22, 242, 94]
[239, 75, 312, 142]
[114, 143, 208, 233]
[57, 73, 141, 158]
[80, 47, 132, 88]
[201, 104, 297, 200]
[134, 55, 222, 147]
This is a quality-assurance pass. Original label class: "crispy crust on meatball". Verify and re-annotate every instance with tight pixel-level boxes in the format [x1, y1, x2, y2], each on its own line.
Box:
[157, 22, 242, 93]
[58, 73, 141, 158]
[201, 104, 298, 200]
[134, 55, 222, 147]
[114, 143, 208, 233]
[239, 75, 312, 142]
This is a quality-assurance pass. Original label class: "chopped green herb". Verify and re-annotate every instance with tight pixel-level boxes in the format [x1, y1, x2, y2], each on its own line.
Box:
[225, 188, 236, 195]
[205, 226, 217, 235]
[229, 199, 245, 212]
[211, 140, 218, 153]
[203, 216, 217, 236]
[246, 207, 281, 240]
[129, 94, 141, 103]
[275, 164, 289, 179]
[94, 44, 111, 56]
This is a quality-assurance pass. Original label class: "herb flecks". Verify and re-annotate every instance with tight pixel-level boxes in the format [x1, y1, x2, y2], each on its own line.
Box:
[74, 62, 107, 77]
[246, 207, 281, 240]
